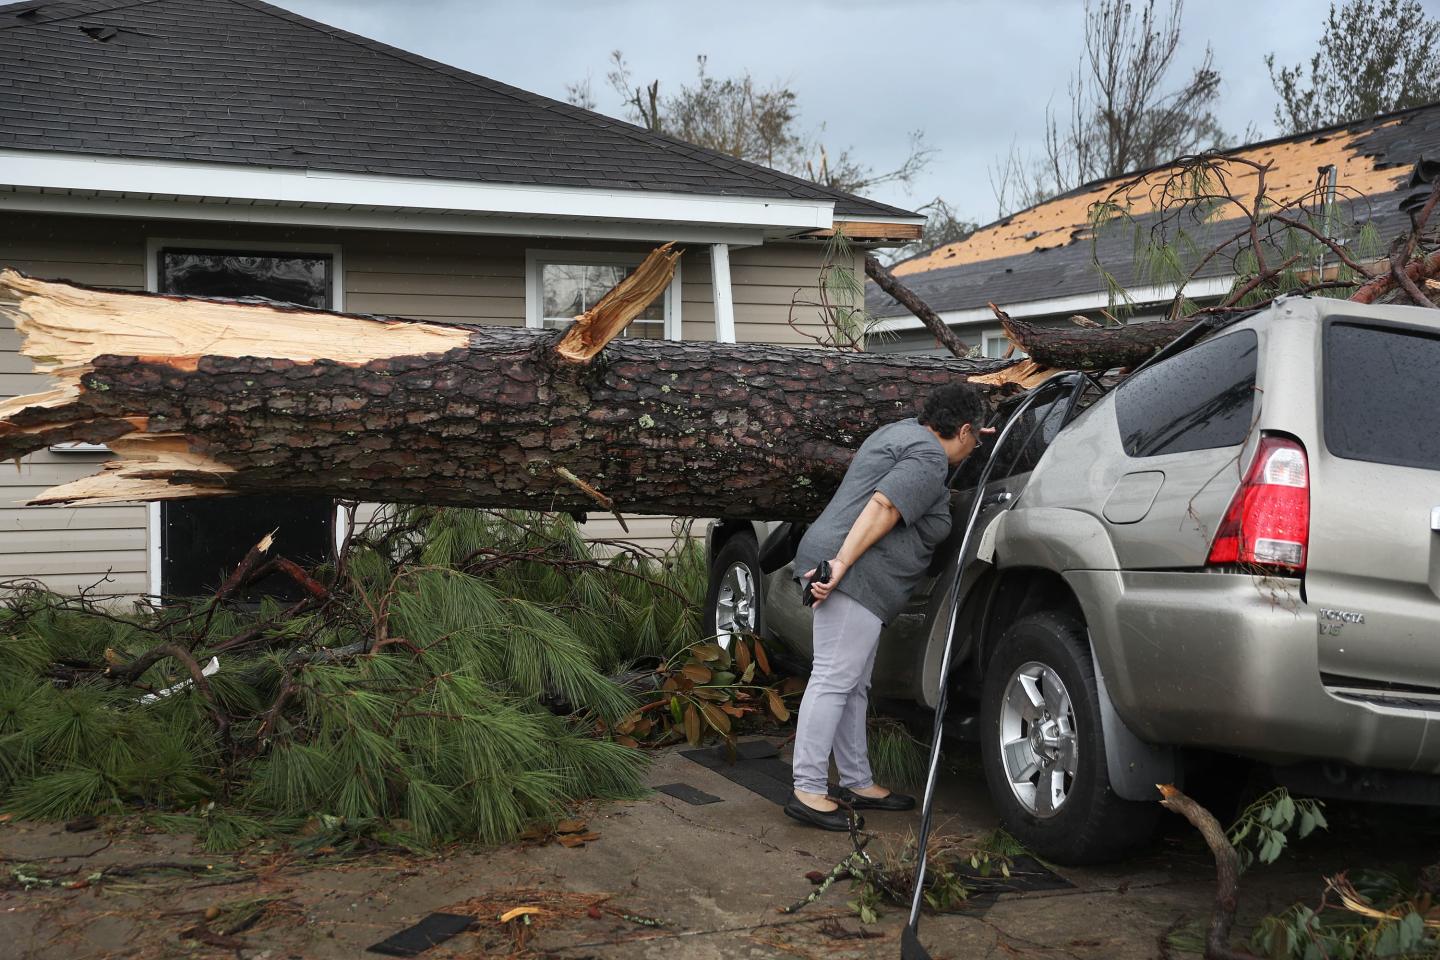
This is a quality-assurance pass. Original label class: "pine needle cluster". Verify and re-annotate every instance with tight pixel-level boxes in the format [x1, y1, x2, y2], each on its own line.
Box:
[0, 508, 707, 847]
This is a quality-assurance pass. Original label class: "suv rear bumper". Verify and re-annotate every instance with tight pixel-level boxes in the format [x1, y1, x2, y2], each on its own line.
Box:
[1068, 569, 1439, 773]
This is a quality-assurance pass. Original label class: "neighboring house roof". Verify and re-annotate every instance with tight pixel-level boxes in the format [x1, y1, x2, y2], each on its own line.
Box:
[0, 0, 914, 222]
[869, 101, 1440, 320]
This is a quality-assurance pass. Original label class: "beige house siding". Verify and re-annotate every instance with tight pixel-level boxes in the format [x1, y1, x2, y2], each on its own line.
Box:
[0, 212, 858, 589]
[0, 216, 149, 595]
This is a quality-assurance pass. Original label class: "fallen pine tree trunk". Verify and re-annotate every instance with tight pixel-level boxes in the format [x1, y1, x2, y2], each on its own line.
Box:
[0, 249, 1039, 522]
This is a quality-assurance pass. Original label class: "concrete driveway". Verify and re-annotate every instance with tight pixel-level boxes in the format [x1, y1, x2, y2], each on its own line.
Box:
[0, 739, 1426, 959]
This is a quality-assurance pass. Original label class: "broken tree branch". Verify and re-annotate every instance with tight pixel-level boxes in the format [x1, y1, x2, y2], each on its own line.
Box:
[864, 253, 970, 358]
[1158, 784, 1253, 960]
[1391, 238, 1439, 308]
[106, 642, 230, 746]
[1351, 248, 1440, 304]
[551, 243, 680, 364]
[991, 301, 1195, 370]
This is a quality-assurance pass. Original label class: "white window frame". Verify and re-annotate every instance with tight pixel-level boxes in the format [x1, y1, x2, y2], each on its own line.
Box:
[143, 236, 346, 598]
[524, 248, 682, 340]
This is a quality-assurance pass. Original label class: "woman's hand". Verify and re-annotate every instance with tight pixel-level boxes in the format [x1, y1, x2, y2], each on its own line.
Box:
[801, 558, 849, 605]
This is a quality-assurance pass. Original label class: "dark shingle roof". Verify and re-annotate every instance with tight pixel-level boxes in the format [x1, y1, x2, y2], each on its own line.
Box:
[869, 102, 1440, 317]
[0, 0, 914, 219]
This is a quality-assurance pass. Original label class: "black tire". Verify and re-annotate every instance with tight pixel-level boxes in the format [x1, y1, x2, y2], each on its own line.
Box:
[704, 533, 764, 646]
[979, 611, 1159, 865]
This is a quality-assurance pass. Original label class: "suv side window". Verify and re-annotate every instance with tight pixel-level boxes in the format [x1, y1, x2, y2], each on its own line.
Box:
[1114, 329, 1258, 457]
[950, 375, 1084, 490]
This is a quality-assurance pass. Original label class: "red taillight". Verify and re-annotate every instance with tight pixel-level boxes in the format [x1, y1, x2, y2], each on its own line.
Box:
[1207, 436, 1310, 572]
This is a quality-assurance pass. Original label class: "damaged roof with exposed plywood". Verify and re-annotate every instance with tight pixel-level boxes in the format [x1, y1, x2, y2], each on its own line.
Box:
[870, 102, 1440, 319]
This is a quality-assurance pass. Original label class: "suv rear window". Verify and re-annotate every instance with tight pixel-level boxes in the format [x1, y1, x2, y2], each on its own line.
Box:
[1325, 321, 1440, 471]
[1114, 329, 1258, 457]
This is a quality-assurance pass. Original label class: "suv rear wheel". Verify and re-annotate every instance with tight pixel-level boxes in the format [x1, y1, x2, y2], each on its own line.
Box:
[704, 534, 763, 650]
[979, 611, 1158, 864]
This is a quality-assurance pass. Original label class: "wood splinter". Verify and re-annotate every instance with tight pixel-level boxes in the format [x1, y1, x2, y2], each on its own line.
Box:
[551, 242, 680, 365]
[553, 466, 628, 533]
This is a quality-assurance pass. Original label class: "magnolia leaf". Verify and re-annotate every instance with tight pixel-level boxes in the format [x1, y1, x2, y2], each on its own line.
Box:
[711, 670, 736, 686]
[669, 697, 684, 726]
[734, 639, 752, 674]
[753, 639, 772, 675]
[693, 688, 730, 702]
[615, 735, 640, 749]
[661, 676, 678, 692]
[683, 704, 701, 746]
[765, 688, 790, 723]
[555, 819, 587, 834]
[692, 643, 724, 662]
[632, 717, 653, 736]
[699, 702, 731, 735]
[780, 676, 806, 696]
[740, 662, 756, 684]
[720, 703, 746, 718]
[680, 663, 713, 683]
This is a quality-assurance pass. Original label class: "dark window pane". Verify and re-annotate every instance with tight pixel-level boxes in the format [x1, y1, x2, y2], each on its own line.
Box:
[1325, 321, 1440, 471]
[951, 376, 1079, 489]
[162, 496, 334, 601]
[160, 250, 330, 307]
[1115, 329, 1258, 457]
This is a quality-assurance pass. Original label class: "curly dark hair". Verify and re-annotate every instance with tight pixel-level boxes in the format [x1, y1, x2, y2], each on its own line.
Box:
[917, 381, 988, 439]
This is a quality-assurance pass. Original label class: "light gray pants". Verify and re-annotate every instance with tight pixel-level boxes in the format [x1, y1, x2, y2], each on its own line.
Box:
[791, 589, 884, 796]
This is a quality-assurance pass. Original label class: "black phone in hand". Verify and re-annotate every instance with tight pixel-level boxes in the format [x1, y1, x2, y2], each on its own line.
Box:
[802, 560, 833, 607]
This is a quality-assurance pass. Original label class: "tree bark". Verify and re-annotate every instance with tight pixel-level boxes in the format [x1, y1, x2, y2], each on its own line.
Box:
[995, 304, 1198, 370]
[863, 254, 971, 358]
[0, 264, 1013, 522]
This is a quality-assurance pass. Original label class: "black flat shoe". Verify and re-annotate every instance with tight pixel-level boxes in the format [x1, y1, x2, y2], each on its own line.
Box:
[784, 796, 863, 832]
[829, 786, 916, 811]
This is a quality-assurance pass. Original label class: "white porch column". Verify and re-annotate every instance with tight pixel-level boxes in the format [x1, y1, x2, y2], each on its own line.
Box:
[710, 242, 736, 343]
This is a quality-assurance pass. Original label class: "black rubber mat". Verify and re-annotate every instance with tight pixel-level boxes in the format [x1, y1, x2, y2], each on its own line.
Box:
[680, 740, 791, 805]
[367, 913, 476, 956]
[655, 782, 723, 805]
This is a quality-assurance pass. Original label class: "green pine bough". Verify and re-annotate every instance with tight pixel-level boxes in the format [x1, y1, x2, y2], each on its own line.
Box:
[0, 508, 709, 849]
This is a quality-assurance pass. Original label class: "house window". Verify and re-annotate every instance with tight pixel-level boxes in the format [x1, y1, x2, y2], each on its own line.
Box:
[525, 250, 680, 340]
[983, 330, 1023, 359]
[151, 245, 338, 601]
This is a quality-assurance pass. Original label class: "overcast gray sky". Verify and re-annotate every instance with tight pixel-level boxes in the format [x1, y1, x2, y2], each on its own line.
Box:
[274, 0, 1435, 225]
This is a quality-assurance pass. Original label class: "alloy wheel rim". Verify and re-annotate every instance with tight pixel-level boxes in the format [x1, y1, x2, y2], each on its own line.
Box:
[998, 661, 1078, 819]
[714, 561, 756, 649]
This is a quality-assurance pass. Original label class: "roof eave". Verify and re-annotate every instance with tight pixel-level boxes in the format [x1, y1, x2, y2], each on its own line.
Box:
[0, 149, 844, 240]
